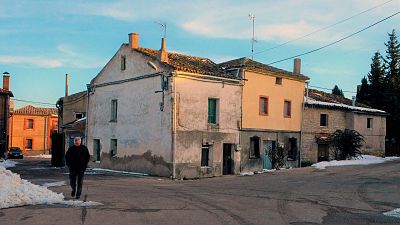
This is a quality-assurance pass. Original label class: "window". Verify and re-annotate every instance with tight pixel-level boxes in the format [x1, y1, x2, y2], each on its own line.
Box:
[75, 112, 85, 119]
[121, 55, 126, 70]
[275, 77, 282, 85]
[25, 139, 33, 150]
[26, 119, 34, 129]
[94, 139, 101, 161]
[287, 138, 297, 161]
[250, 136, 261, 158]
[284, 100, 291, 117]
[110, 139, 117, 157]
[367, 118, 373, 129]
[259, 97, 269, 115]
[201, 144, 210, 167]
[320, 114, 328, 127]
[111, 99, 118, 122]
[208, 98, 219, 124]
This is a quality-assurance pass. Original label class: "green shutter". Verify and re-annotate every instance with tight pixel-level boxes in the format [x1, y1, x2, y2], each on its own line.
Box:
[208, 99, 217, 124]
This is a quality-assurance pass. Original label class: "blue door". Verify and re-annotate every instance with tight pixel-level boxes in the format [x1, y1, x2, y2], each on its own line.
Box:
[263, 141, 273, 169]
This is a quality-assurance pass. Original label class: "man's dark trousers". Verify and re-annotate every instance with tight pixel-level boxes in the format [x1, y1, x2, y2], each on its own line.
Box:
[69, 170, 85, 197]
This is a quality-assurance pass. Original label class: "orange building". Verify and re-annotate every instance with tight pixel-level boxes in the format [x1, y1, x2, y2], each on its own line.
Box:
[9, 105, 58, 153]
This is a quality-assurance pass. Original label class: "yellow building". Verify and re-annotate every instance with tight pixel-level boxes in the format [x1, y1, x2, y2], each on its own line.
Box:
[9, 105, 58, 154]
[220, 58, 309, 171]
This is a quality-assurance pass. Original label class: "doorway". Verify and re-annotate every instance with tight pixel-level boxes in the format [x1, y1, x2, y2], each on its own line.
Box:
[223, 144, 234, 175]
[317, 144, 329, 162]
[263, 140, 275, 170]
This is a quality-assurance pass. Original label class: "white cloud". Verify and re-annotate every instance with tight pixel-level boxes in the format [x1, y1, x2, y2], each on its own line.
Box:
[0, 55, 63, 68]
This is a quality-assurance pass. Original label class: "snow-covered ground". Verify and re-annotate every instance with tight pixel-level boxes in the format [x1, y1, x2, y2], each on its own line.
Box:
[42, 181, 67, 187]
[0, 163, 101, 209]
[26, 154, 52, 159]
[0, 159, 17, 168]
[384, 208, 400, 218]
[312, 155, 400, 170]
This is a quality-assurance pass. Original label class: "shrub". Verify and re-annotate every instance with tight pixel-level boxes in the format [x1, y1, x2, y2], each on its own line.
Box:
[331, 129, 364, 160]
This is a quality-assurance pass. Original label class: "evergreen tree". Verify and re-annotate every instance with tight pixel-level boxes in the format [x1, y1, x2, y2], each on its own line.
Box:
[332, 85, 344, 97]
[383, 29, 400, 144]
[356, 76, 370, 105]
[384, 29, 400, 88]
[366, 51, 385, 109]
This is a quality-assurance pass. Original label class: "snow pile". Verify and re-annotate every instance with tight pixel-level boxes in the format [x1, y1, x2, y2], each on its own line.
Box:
[312, 155, 400, 170]
[239, 172, 254, 176]
[0, 166, 64, 208]
[384, 208, 400, 218]
[27, 154, 52, 159]
[0, 160, 17, 168]
[42, 181, 66, 187]
[91, 168, 149, 176]
[0, 165, 102, 209]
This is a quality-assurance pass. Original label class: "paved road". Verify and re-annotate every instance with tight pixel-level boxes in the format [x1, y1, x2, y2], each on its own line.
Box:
[2, 158, 400, 225]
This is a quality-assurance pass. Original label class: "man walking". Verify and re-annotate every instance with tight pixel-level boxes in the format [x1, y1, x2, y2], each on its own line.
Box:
[65, 137, 90, 199]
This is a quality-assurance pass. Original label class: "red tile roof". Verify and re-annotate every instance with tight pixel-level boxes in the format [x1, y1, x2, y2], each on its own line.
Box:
[12, 105, 58, 116]
[218, 57, 309, 81]
[308, 89, 369, 108]
[133, 46, 234, 79]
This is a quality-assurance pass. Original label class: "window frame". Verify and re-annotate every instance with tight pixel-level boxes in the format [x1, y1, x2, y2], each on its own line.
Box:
[320, 114, 328, 127]
[110, 139, 117, 157]
[249, 136, 261, 159]
[283, 100, 292, 118]
[208, 98, 219, 125]
[201, 144, 210, 167]
[25, 138, 33, 150]
[121, 55, 126, 71]
[25, 118, 34, 130]
[367, 118, 373, 129]
[275, 77, 282, 85]
[259, 96, 269, 116]
[110, 99, 118, 122]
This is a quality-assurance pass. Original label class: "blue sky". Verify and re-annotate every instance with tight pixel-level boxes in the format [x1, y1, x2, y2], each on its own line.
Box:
[1, 0, 399, 108]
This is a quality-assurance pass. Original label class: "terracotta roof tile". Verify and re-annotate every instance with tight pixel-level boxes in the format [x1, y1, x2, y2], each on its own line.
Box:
[307, 89, 369, 108]
[12, 105, 58, 116]
[218, 57, 309, 81]
[133, 46, 236, 79]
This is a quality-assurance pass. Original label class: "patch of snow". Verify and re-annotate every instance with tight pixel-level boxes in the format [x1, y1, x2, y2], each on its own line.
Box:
[305, 98, 386, 114]
[383, 208, 400, 218]
[90, 168, 149, 176]
[27, 154, 52, 159]
[239, 172, 254, 176]
[311, 155, 400, 170]
[0, 160, 17, 168]
[0, 166, 101, 209]
[42, 181, 66, 187]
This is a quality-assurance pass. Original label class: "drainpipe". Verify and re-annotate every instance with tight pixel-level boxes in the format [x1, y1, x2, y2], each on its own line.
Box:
[44, 116, 48, 154]
[85, 84, 90, 146]
[172, 71, 177, 179]
[299, 81, 309, 168]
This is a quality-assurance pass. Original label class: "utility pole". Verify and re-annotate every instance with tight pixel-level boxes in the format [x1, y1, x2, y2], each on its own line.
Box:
[248, 14, 256, 60]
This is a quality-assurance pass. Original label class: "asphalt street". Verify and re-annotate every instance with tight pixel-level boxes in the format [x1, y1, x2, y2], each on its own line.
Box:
[1, 158, 400, 225]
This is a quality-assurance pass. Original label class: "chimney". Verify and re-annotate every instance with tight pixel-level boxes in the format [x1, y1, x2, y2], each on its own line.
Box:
[65, 73, 69, 97]
[129, 33, 139, 49]
[158, 38, 169, 63]
[352, 96, 356, 107]
[293, 58, 301, 75]
[3, 72, 10, 91]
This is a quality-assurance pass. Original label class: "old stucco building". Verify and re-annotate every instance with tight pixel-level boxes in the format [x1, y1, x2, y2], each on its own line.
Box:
[219, 58, 309, 171]
[302, 89, 387, 163]
[87, 33, 241, 179]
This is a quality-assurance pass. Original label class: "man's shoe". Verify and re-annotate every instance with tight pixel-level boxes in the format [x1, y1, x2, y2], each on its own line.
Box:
[75, 195, 80, 199]
[71, 190, 75, 197]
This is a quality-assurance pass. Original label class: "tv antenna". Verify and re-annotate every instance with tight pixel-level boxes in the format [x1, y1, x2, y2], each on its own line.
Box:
[248, 14, 256, 60]
[156, 22, 167, 38]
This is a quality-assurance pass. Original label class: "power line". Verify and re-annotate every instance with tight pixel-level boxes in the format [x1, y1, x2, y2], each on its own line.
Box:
[254, 0, 395, 56]
[12, 98, 55, 106]
[268, 11, 400, 65]
[309, 85, 357, 94]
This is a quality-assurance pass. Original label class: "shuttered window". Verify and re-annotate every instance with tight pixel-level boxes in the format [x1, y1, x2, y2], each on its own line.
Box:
[208, 98, 218, 124]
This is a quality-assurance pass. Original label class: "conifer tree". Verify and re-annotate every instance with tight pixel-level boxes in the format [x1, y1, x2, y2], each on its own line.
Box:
[332, 85, 344, 97]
